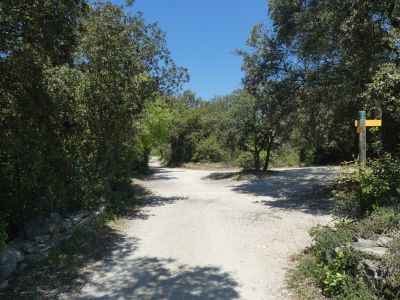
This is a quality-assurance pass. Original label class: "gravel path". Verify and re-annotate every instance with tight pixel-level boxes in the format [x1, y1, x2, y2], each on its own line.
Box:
[75, 159, 336, 300]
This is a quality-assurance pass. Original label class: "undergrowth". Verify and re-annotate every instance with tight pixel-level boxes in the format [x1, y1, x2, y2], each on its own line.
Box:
[289, 154, 400, 300]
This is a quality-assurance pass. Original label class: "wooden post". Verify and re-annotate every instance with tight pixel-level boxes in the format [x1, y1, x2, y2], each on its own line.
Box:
[358, 111, 367, 165]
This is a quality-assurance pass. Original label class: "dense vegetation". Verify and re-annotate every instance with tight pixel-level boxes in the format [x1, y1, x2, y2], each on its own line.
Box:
[290, 155, 400, 299]
[160, 90, 299, 170]
[163, 0, 400, 169]
[0, 1, 187, 242]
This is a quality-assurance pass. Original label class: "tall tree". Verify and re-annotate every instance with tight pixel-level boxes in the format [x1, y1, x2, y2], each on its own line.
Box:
[269, 0, 400, 160]
[0, 0, 187, 237]
[0, 0, 88, 234]
[237, 25, 294, 170]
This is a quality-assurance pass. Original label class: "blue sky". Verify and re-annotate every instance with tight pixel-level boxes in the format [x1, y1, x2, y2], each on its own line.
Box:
[115, 0, 272, 100]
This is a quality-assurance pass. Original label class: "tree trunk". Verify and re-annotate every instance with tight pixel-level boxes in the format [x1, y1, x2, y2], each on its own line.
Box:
[254, 149, 261, 171]
[263, 136, 273, 172]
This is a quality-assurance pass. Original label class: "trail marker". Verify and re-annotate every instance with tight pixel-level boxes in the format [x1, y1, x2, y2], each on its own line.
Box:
[354, 120, 382, 127]
[354, 111, 382, 164]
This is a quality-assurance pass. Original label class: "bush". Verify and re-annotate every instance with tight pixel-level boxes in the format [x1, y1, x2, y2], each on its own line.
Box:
[294, 221, 379, 299]
[234, 152, 254, 170]
[355, 207, 400, 239]
[270, 146, 300, 167]
[291, 149, 400, 299]
[192, 136, 227, 163]
[309, 221, 354, 261]
[381, 237, 400, 299]
[320, 248, 350, 295]
[335, 155, 400, 217]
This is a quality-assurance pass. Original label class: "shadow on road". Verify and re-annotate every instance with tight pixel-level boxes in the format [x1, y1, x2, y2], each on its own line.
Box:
[230, 168, 336, 215]
[146, 167, 181, 181]
[123, 184, 188, 221]
[77, 256, 240, 300]
[2, 184, 190, 299]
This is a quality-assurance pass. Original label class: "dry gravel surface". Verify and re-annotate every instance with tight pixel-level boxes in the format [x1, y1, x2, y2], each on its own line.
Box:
[74, 158, 336, 300]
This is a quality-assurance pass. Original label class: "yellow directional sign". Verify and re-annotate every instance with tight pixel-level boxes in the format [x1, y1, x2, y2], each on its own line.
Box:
[354, 120, 382, 127]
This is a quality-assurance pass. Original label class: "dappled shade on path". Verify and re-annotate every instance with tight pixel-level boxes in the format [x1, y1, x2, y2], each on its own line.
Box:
[76, 256, 239, 300]
[231, 168, 335, 215]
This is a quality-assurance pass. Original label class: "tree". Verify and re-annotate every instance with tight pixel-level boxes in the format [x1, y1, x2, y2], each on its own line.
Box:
[269, 0, 400, 161]
[74, 1, 187, 209]
[138, 96, 177, 159]
[0, 0, 88, 235]
[0, 0, 187, 237]
[237, 25, 294, 171]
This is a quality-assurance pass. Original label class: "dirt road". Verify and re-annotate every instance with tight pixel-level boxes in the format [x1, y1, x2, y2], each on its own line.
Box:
[75, 159, 335, 300]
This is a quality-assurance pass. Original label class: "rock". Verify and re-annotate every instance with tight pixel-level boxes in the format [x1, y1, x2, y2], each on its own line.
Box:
[25, 213, 62, 242]
[362, 259, 380, 279]
[32, 234, 50, 244]
[352, 238, 388, 258]
[25, 251, 48, 262]
[39, 245, 52, 253]
[12, 247, 24, 263]
[71, 210, 90, 223]
[17, 262, 28, 273]
[359, 258, 383, 290]
[375, 236, 392, 247]
[60, 219, 73, 232]
[0, 280, 8, 290]
[18, 240, 38, 254]
[7, 239, 22, 250]
[0, 245, 21, 281]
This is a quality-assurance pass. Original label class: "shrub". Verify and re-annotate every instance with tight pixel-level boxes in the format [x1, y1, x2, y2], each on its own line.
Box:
[355, 207, 400, 239]
[270, 146, 300, 167]
[381, 238, 400, 299]
[320, 248, 349, 295]
[297, 222, 379, 299]
[335, 154, 400, 217]
[192, 136, 227, 163]
[309, 222, 354, 261]
[234, 151, 254, 170]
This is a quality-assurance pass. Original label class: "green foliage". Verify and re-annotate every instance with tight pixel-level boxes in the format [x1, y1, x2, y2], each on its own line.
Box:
[270, 146, 300, 168]
[355, 207, 400, 239]
[138, 96, 177, 162]
[335, 155, 400, 217]
[320, 249, 349, 294]
[292, 155, 400, 299]
[237, 26, 295, 171]
[192, 136, 227, 163]
[268, 0, 400, 162]
[166, 88, 301, 170]
[290, 251, 378, 300]
[309, 223, 354, 261]
[234, 152, 254, 170]
[288, 254, 325, 300]
[0, 1, 186, 238]
[0, 218, 8, 247]
[365, 63, 400, 123]
[334, 278, 381, 300]
[299, 222, 379, 299]
[382, 238, 400, 299]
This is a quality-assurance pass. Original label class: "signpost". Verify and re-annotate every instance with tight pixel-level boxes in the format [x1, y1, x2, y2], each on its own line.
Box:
[354, 111, 382, 164]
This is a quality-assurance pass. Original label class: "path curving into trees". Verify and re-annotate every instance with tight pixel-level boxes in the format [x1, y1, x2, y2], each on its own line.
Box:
[75, 159, 336, 300]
